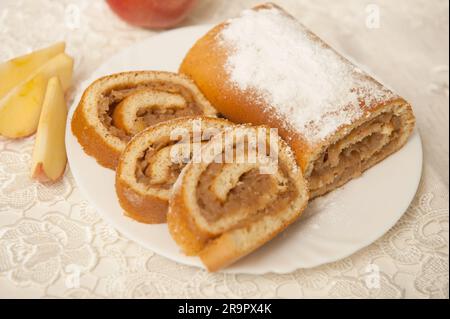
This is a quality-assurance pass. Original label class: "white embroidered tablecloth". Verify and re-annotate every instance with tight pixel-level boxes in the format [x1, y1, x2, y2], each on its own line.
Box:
[0, 0, 448, 299]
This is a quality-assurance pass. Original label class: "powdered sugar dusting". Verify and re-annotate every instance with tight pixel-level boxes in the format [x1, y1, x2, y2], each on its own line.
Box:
[218, 6, 395, 143]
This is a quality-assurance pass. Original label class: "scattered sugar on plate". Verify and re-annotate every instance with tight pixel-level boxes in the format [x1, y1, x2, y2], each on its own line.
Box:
[218, 6, 396, 143]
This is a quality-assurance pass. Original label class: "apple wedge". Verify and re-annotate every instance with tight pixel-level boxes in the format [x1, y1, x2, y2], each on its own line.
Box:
[0, 42, 65, 100]
[31, 77, 68, 183]
[0, 53, 73, 138]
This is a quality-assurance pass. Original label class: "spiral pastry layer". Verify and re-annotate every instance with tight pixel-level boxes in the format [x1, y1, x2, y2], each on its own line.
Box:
[72, 71, 218, 169]
[168, 126, 309, 271]
[116, 117, 234, 224]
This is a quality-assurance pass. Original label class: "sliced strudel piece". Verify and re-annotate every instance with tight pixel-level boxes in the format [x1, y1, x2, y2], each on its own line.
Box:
[168, 126, 308, 271]
[72, 71, 218, 170]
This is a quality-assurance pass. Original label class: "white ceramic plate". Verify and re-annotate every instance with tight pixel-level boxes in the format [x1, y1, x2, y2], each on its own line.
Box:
[66, 25, 423, 274]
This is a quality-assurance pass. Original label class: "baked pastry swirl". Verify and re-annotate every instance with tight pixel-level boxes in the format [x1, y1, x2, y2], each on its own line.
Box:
[168, 126, 308, 271]
[180, 3, 416, 199]
[71, 71, 218, 170]
[116, 117, 234, 224]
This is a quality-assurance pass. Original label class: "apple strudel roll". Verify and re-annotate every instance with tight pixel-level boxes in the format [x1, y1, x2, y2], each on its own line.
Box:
[167, 126, 308, 271]
[116, 117, 234, 224]
[179, 3, 416, 199]
[71, 71, 218, 170]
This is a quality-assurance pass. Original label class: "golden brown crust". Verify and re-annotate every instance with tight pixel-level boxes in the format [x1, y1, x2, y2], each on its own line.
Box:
[167, 180, 210, 255]
[198, 199, 308, 272]
[115, 166, 168, 224]
[71, 99, 121, 170]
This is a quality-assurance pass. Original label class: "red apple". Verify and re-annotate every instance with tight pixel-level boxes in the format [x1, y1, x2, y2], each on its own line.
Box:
[106, 0, 198, 29]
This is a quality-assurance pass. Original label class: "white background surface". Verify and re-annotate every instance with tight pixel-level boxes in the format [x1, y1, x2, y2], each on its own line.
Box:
[0, 0, 448, 298]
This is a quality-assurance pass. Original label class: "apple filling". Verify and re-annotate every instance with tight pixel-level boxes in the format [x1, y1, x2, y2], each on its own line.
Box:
[195, 144, 298, 227]
[98, 82, 204, 141]
[135, 139, 204, 190]
[308, 112, 405, 198]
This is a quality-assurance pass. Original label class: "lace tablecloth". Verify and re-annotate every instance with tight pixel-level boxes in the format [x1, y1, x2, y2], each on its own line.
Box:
[0, 0, 448, 299]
